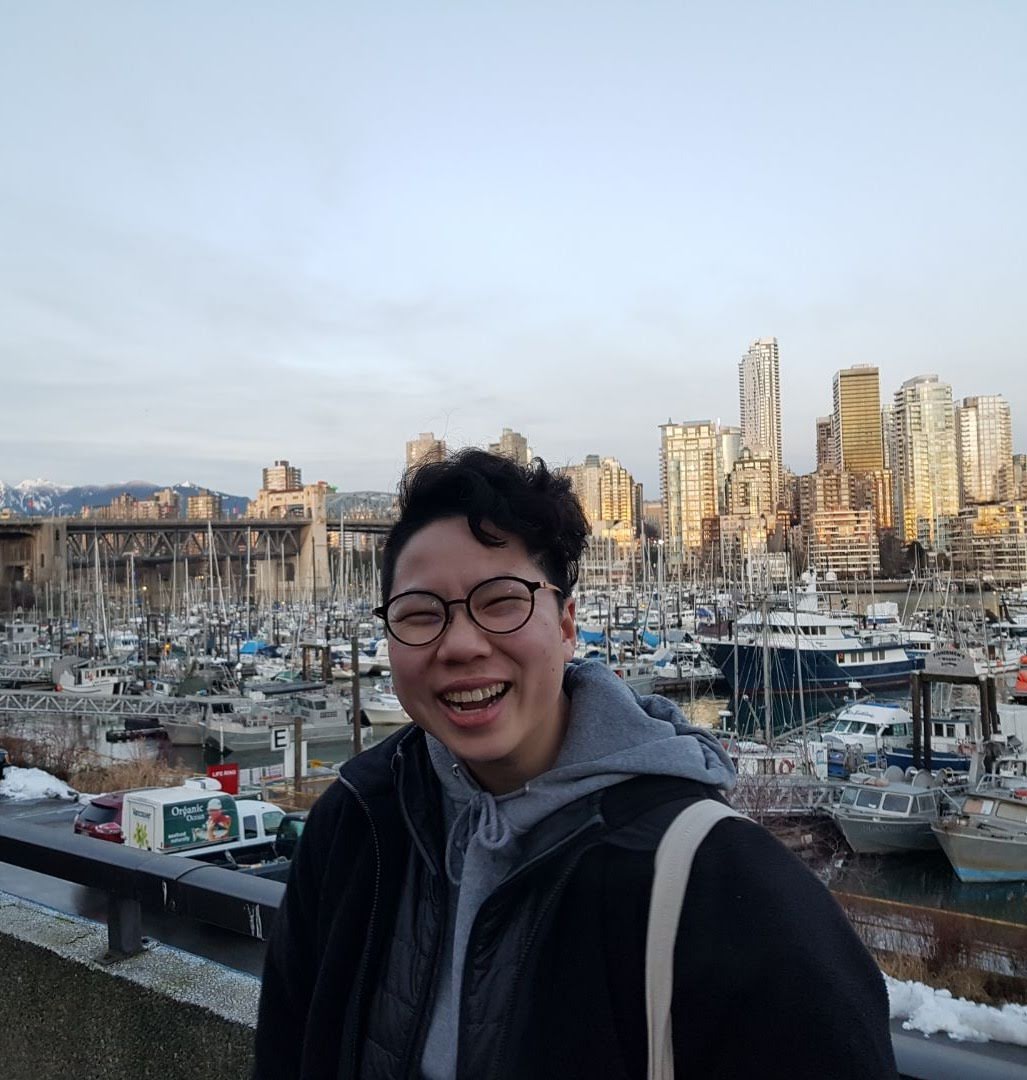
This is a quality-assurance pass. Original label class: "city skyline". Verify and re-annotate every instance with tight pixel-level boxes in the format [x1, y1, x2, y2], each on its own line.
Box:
[2, 4, 1025, 493]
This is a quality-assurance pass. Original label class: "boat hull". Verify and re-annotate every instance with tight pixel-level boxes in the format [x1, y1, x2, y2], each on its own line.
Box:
[932, 825, 1027, 883]
[833, 813, 939, 855]
[884, 747, 971, 773]
[702, 641, 914, 696]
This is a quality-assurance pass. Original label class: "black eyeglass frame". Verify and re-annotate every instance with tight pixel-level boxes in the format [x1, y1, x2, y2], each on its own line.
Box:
[373, 575, 565, 647]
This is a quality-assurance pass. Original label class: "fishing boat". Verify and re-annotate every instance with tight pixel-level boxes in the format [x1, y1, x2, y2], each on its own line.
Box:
[829, 770, 947, 854]
[881, 705, 977, 773]
[819, 702, 914, 777]
[931, 784, 1027, 883]
[53, 659, 131, 696]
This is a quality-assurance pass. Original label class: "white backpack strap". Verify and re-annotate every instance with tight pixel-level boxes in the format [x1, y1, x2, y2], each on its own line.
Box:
[646, 799, 746, 1080]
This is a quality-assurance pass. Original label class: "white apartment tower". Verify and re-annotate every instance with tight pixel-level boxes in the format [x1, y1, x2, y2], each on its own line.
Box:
[738, 338, 782, 504]
[892, 375, 959, 545]
[955, 395, 1013, 505]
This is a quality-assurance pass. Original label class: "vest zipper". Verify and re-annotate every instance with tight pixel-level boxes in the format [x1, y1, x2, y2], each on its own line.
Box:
[337, 777, 382, 1080]
[485, 853, 585, 1080]
[398, 873, 446, 1078]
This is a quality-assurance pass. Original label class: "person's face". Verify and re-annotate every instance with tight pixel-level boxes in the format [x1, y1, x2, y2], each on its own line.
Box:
[386, 517, 576, 793]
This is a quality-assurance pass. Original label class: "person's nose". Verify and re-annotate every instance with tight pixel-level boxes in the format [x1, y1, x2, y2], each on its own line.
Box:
[435, 603, 492, 662]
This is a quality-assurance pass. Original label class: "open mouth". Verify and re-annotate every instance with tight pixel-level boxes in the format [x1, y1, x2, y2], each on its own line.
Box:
[440, 681, 511, 712]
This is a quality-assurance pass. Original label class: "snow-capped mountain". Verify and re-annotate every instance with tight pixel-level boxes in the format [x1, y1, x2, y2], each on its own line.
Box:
[0, 480, 249, 517]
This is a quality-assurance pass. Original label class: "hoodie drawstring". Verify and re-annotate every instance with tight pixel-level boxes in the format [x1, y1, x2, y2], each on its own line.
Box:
[444, 787, 514, 884]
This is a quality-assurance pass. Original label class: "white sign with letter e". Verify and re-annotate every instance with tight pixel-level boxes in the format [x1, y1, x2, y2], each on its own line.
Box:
[270, 726, 290, 751]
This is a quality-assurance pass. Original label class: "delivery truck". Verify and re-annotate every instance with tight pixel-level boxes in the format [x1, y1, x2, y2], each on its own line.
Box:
[120, 776, 284, 860]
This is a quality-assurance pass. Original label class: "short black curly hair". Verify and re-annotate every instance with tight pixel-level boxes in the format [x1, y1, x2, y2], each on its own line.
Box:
[380, 448, 589, 604]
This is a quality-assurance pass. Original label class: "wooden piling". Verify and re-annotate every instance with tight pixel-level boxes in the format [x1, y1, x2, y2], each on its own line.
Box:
[911, 672, 922, 769]
[921, 678, 932, 772]
[351, 637, 362, 755]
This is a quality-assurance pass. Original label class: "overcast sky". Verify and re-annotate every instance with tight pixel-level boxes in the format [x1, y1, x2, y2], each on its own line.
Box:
[1, 2, 1024, 497]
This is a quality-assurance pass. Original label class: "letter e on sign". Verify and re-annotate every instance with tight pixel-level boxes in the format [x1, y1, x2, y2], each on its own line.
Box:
[270, 726, 290, 752]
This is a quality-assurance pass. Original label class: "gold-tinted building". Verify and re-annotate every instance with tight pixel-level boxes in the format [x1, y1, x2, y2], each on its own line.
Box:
[833, 366, 883, 472]
[563, 455, 636, 539]
[405, 433, 447, 470]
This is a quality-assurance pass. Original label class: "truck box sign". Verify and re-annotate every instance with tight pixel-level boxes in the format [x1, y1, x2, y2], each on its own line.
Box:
[160, 796, 240, 850]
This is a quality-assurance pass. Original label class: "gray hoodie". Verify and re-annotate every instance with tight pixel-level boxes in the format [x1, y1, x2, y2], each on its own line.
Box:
[420, 659, 736, 1080]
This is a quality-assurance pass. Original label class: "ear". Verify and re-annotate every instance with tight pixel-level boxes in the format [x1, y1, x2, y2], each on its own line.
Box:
[560, 596, 576, 662]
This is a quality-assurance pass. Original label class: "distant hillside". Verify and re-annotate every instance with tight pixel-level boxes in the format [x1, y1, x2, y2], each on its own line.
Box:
[0, 480, 396, 520]
[0, 480, 249, 517]
[326, 491, 396, 517]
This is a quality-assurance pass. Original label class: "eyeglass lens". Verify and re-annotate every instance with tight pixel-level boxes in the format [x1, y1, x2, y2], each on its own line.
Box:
[386, 577, 535, 645]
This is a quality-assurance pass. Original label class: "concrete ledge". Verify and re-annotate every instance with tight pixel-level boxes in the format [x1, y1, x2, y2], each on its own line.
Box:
[0, 891, 258, 1080]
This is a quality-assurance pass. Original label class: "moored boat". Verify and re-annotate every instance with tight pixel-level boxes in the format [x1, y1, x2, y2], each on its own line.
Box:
[931, 787, 1027, 883]
[829, 770, 947, 855]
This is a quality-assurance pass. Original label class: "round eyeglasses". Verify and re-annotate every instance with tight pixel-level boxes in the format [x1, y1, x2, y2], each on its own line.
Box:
[374, 575, 564, 647]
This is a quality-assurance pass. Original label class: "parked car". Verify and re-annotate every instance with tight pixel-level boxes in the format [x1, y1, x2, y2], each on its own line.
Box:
[73, 792, 125, 843]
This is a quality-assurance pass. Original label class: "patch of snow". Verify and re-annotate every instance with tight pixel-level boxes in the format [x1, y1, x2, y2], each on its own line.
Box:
[0, 766, 77, 801]
[13, 479, 70, 493]
[886, 975, 1027, 1046]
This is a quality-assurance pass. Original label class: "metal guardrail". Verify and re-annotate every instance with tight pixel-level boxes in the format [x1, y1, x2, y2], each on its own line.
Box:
[0, 817, 283, 957]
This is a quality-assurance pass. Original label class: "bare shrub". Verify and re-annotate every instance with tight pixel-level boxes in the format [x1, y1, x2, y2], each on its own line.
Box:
[70, 748, 192, 794]
[0, 729, 99, 781]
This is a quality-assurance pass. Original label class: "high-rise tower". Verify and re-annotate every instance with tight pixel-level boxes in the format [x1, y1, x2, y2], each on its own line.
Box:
[738, 338, 782, 504]
[659, 421, 725, 554]
[892, 376, 959, 545]
[955, 395, 1013, 505]
[833, 366, 883, 472]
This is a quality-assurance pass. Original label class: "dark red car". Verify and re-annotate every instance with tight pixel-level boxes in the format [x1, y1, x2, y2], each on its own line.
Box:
[73, 792, 125, 843]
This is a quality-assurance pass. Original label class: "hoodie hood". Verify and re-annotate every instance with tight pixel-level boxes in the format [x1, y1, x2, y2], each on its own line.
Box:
[428, 658, 735, 876]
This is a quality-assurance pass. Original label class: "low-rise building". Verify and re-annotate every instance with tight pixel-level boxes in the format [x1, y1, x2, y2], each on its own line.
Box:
[808, 508, 880, 578]
[186, 490, 223, 520]
[947, 502, 1027, 584]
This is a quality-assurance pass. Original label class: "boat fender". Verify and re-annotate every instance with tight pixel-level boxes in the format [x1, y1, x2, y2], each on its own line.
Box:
[778, 759, 795, 775]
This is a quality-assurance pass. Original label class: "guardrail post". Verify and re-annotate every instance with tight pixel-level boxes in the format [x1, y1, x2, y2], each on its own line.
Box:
[104, 895, 144, 960]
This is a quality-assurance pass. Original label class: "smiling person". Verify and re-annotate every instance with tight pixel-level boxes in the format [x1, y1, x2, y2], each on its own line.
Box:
[254, 450, 896, 1080]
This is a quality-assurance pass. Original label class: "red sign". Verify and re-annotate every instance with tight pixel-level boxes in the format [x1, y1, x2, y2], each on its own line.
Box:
[206, 762, 240, 795]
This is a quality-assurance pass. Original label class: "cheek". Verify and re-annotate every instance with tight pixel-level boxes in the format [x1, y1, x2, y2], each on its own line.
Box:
[389, 652, 425, 695]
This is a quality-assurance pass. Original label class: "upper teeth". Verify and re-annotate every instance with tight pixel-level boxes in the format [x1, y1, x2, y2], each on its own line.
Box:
[443, 682, 507, 704]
